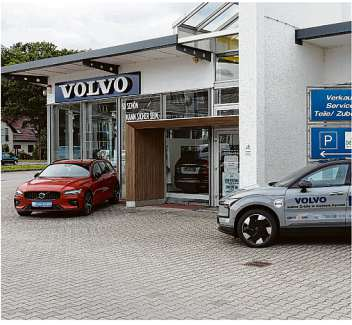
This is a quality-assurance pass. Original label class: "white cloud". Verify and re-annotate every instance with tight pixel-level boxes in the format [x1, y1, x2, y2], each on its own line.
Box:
[1, 0, 198, 50]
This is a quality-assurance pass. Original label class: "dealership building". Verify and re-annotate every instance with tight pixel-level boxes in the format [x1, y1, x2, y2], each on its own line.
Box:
[2, 2, 351, 207]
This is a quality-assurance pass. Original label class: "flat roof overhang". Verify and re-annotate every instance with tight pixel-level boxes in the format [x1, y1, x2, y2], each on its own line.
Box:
[126, 116, 239, 129]
[295, 21, 351, 46]
[1, 35, 187, 78]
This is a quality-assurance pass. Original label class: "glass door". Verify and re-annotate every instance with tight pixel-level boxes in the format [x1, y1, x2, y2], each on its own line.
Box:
[213, 128, 239, 206]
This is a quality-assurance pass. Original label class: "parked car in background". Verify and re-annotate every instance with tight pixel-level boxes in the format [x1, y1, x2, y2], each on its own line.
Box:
[218, 159, 351, 248]
[14, 159, 120, 216]
[174, 146, 208, 193]
[1, 152, 18, 165]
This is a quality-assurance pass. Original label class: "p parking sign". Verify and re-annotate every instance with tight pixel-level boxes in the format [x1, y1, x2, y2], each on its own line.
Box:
[311, 127, 352, 159]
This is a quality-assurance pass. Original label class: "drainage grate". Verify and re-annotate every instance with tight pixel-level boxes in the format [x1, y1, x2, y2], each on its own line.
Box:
[244, 261, 272, 267]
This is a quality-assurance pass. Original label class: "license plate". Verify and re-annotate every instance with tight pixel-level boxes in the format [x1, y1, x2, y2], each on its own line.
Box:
[181, 166, 199, 174]
[32, 201, 53, 208]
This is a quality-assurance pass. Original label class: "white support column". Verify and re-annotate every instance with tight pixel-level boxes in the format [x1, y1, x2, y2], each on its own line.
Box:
[239, 2, 266, 187]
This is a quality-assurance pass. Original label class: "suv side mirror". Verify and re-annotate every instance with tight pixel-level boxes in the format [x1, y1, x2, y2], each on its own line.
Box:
[298, 179, 312, 192]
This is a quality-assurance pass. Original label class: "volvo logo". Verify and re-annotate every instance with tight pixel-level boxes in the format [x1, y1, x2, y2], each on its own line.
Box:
[58, 76, 133, 99]
[38, 192, 46, 199]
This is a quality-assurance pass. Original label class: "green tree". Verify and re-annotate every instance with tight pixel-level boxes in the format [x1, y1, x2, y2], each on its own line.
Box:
[1, 42, 81, 159]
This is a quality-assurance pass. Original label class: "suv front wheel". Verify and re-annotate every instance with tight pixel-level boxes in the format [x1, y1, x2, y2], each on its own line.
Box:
[237, 209, 278, 248]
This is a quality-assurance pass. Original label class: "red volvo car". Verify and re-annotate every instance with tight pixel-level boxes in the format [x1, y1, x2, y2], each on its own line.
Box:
[14, 159, 120, 216]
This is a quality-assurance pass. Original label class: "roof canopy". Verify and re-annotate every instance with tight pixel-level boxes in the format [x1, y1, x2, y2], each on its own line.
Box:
[1, 35, 183, 79]
[174, 2, 239, 35]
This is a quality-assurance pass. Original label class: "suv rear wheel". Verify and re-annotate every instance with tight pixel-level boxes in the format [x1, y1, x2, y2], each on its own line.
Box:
[237, 209, 278, 248]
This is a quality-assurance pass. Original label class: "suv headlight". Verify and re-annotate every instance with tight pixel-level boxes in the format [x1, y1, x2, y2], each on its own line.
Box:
[63, 189, 82, 195]
[221, 198, 240, 208]
[15, 189, 23, 196]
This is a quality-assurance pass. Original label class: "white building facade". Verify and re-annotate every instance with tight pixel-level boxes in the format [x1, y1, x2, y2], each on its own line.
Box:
[2, 2, 351, 206]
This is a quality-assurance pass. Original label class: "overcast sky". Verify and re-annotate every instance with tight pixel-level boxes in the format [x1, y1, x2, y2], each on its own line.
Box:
[1, 0, 198, 50]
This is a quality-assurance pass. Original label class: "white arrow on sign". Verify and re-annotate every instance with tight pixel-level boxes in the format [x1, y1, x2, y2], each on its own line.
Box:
[320, 151, 352, 158]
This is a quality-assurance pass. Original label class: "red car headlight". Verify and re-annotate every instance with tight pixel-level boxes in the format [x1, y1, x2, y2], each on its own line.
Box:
[63, 189, 82, 196]
[15, 189, 23, 196]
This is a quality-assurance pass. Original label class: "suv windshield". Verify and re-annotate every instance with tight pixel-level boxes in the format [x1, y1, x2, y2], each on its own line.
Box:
[271, 164, 318, 187]
[39, 164, 90, 178]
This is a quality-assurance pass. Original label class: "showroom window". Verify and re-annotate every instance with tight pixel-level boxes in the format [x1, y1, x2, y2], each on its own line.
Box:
[165, 90, 209, 119]
[81, 101, 117, 165]
[215, 34, 239, 82]
[166, 127, 209, 197]
[214, 87, 239, 104]
[122, 95, 161, 121]
[51, 104, 81, 160]
[215, 54, 239, 81]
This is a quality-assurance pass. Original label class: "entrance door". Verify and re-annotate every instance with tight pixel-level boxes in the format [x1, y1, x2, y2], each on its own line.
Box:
[213, 129, 239, 206]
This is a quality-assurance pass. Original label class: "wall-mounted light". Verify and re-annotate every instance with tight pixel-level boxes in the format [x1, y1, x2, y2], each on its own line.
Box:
[192, 57, 199, 64]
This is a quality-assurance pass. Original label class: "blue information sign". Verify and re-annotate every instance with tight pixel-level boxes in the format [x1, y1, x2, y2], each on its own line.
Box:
[310, 88, 352, 121]
[311, 127, 352, 159]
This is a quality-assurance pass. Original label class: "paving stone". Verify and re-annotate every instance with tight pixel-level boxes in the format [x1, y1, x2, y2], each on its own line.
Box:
[1, 171, 351, 319]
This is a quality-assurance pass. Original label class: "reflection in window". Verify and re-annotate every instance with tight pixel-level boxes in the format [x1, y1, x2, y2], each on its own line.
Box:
[83, 101, 117, 164]
[166, 90, 209, 119]
[52, 104, 81, 160]
[121, 95, 161, 121]
[303, 164, 349, 187]
[215, 35, 239, 53]
[166, 128, 209, 195]
[216, 55, 239, 81]
[215, 87, 239, 104]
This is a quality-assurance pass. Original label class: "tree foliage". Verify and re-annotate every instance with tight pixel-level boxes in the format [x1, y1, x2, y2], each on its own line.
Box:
[1, 42, 81, 159]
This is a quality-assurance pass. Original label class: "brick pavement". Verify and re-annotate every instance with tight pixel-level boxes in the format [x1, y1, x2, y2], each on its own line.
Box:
[1, 171, 351, 319]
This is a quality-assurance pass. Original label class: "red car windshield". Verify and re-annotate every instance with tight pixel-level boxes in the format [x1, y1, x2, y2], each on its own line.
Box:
[39, 164, 90, 178]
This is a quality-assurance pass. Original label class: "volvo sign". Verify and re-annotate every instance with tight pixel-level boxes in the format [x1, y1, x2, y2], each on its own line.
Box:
[55, 72, 141, 103]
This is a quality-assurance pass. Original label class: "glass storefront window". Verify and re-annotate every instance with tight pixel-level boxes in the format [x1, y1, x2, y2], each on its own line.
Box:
[166, 127, 209, 195]
[82, 101, 117, 166]
[52, 104, 81, 160]
[214, 87, 239, 104]
[166, 90, 209, 119]
[218, 132, 239, 199]
[216, 54, 239, 81]
[122, 95, 161, 121]
[215, 35, 239, 53]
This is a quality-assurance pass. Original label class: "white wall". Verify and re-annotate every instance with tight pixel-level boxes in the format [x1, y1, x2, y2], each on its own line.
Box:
[239, 2, 350, 186]
[48, 55, 212, 104]
[262, 18, 324, 183]
[323, 45, 351, 84]
[262, 2, 351, 28]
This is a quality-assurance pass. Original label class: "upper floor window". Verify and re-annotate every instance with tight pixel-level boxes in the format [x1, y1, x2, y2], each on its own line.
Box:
[216, 54, 239, 82]
[165, 90, 209, 119]
[214, 87, 239, 105]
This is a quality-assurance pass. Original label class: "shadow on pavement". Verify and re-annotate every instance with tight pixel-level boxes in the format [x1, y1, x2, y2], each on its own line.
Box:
[277, 227, 351, 245]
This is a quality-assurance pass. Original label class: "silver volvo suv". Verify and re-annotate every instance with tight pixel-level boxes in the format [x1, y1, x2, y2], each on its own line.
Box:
[217, 160, 351, 248]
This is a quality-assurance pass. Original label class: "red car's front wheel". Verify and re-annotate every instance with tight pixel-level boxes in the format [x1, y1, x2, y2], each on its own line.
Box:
[82, 191, 93, 216]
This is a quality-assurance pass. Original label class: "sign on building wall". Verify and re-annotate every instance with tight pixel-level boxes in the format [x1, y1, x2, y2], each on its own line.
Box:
[308, 86, 352, 160]
[55, 72, 141, 103]
[310, 88, 352, 121]
[310, 127, 352, 159]
[122, 95, 161, 121]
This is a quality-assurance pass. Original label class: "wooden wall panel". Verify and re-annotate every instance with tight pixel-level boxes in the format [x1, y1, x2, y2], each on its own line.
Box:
[126, 125, 165, 202]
